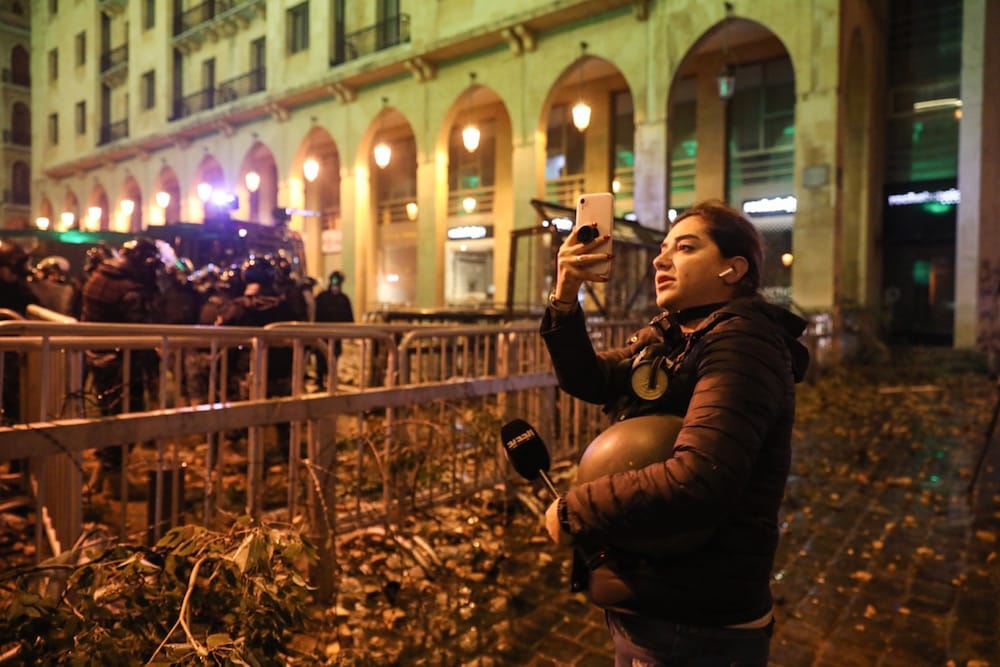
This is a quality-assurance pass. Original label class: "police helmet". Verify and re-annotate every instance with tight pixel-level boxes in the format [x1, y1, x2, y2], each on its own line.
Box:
[120, 238, 163, 279]
[329, 270, 345, 288]
[241, 255, 275, 288]
[85, 244, 117, 274]
[36, 255, 71, 278]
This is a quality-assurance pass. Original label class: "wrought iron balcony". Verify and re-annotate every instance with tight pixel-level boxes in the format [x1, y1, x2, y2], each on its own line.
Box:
[171, 88, 215, 120]
[172, 0, 265, 53]
[1, 68, 30, 87]
[2, 129, 30, 146]
[99, 0, 128, 16]
[174, 0, 216, 35]
[331, 14, 411, 67]
[98, 118, 129, 146]
[99, 43, 129, 88]
[2, 189, 31, 205]
[217, 67, 266, 104]
[99, 43, 129, 73]
[170, 67, 265, 121]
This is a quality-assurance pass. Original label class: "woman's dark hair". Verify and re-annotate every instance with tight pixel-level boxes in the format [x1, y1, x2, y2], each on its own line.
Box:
[672, 200, 764, 297]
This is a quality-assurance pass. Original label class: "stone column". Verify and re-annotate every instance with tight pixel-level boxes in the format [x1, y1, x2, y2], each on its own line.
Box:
[633, 118, 667, 229]
[956, 0, 1000, 363]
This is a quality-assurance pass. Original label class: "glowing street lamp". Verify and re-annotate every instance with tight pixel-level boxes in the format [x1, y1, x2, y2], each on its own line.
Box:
[245, 171, 261, 192]
[303, 159, 319, 183]
[120, 199, 135, 216]
[36, 217, 50, 230]
[197, 182, 213, 202]
[155, 191, 171, 209]
[373, 143, 391, 169]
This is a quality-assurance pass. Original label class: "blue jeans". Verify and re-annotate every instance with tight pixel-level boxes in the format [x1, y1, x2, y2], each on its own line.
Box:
[606, 610, 773, 667]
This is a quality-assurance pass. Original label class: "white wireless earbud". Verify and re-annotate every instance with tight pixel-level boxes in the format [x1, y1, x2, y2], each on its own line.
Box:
[718, 267, 736, 278]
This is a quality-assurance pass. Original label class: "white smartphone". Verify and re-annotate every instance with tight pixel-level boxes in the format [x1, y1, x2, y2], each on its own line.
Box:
[575, 192, 614, 279]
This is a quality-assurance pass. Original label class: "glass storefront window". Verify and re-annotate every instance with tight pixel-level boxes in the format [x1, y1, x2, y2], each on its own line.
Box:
[445, 239, 494, 306]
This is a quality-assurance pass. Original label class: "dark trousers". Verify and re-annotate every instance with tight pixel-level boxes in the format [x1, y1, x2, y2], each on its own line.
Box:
[606, 610, 773, 667]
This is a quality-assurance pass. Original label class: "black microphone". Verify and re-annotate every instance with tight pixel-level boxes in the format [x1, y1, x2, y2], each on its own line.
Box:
[500, 419, 560, 498]
[500, 418, 608, 570]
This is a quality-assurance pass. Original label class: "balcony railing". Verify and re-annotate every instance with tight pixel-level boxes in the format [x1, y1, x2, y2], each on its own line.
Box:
[172, 88, 215, 120]
[217, 67, 266, 104]
[174, 0, 217, 36]
[447, 186, 494, 217]
[1, 68, 30, 87]
[2, 129, 30, 146]
[172, 0, 263, 38]
[98, 118, 129, 145]
[544, 174, 585, 207]
[171, 67, 265, 121]
[2, 189, 30, 205]
[728, 148, 795, 187]
[331, 14, 411, 67]
[99, 43, 128, 73]
[377, 196, 417, 225]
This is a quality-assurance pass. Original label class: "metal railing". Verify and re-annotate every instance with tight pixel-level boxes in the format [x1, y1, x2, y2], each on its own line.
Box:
[172, 0, 264, 37]
[172, 88, 215, 119]
[1, 68, 30, 87]
[447, 185, 494, 216]
[99, 43, 128, 73]
[173, 0, 217, 35]
[2, 189, 30, 205]
[330, 14, 411, 66]
[0, 314, 640, 577]
[544, 174, 586, 207]
[2, 129, 30, 146]
[98, 118, 129, 145]
[376, 196, 416, 224]
[728, 147, 795, 187]
[217, 67, 266, 104]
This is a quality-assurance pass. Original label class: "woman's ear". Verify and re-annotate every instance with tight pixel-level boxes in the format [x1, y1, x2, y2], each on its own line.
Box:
[720, 256, 750, 284]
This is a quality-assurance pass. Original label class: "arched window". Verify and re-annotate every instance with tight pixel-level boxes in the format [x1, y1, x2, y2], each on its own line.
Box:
[9, 45, 29, 86]
[11, 162, 30, 205]
[11, 102, 30, 145]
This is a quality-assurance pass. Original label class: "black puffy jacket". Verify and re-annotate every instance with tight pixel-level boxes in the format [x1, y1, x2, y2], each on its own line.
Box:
[541, 297, 809, 626]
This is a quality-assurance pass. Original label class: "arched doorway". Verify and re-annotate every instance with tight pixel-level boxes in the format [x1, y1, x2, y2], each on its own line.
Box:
[238, 141, 279, 225]
[61, 191, 80, 230]
[86, 184, 111, 231]
[191, 155, 226, 223]
[151, 165, 182, 225]
[119, 175, 143, 232]
[441, 77, 512, 307]
[291, 126, 340, 281]
[366, 103, 417, 306]
[669, 17, 795, 301]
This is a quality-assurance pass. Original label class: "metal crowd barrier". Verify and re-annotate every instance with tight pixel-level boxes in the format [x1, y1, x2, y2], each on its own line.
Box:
[0, 314, 643, 591]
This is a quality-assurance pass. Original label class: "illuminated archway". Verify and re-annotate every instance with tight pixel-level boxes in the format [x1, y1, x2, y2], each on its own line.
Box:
[238, 141, 279, 224]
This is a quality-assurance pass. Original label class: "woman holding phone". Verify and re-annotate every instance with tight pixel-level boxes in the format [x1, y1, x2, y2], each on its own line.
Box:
[540, 199, 810, 666]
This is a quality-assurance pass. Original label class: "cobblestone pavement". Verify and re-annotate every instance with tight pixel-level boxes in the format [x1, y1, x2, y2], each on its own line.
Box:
[492, 349, 1000, 667]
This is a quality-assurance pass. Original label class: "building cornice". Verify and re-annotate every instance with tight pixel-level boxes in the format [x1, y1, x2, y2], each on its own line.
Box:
[42, 0, 636, 180]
